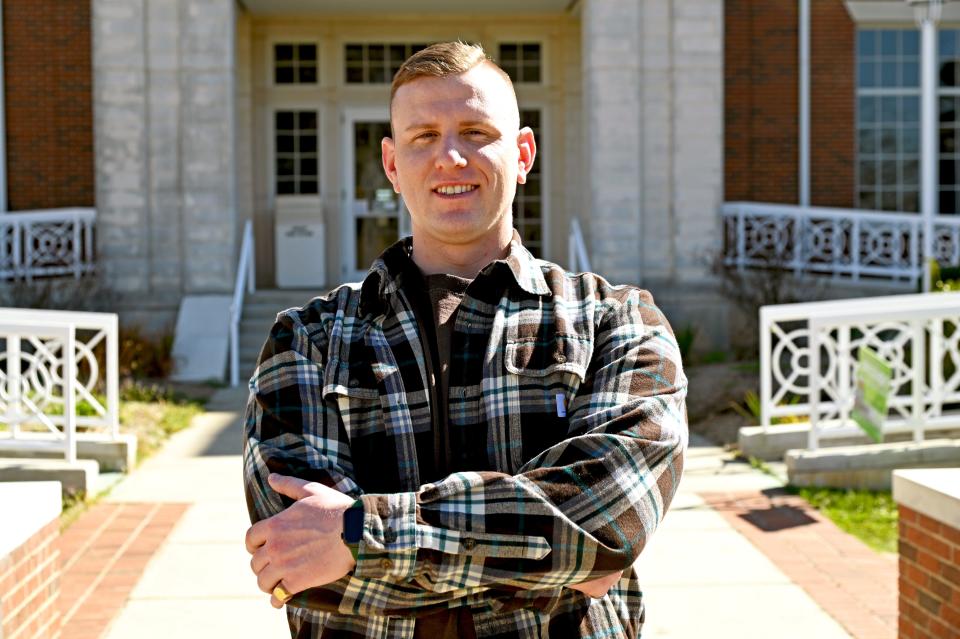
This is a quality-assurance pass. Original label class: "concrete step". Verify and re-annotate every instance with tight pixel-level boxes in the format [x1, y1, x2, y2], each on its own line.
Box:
[0, 457, 100, 496]
[0, 433, 137, 472]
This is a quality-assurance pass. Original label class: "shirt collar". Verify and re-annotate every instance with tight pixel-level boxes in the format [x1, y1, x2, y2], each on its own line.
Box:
[359, 230, 551, 316]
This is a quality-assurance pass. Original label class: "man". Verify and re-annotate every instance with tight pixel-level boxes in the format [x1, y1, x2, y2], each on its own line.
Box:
[243, 41, 687, 638]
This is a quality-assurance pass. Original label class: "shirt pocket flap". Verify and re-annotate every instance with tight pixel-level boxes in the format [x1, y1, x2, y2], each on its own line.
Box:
[418, 527, 551, 561]
[322, 356, 380, 400]
[504, 334, 589, 381]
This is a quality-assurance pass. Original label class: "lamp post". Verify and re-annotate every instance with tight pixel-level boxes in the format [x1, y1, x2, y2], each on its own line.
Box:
[908, 0, 944, 292]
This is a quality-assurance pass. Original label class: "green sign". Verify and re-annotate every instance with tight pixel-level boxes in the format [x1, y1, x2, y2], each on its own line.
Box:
[851, 346, 893, 443]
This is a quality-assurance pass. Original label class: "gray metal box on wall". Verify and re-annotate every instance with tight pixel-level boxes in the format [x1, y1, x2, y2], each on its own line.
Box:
[275, 198, 325, 288]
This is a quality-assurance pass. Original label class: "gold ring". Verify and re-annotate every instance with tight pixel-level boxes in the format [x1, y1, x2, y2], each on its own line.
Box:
[273, 583, 294, 603]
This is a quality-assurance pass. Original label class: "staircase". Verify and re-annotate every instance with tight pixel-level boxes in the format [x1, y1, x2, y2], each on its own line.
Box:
[237, 289, 328, 383]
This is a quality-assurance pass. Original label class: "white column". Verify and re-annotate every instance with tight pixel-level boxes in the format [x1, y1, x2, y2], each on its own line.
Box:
[799, 0, 811, 207]
[916, 1, 941, 292]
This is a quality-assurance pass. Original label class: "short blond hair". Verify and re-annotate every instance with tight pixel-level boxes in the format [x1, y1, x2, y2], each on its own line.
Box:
[390, 41, 515, 104]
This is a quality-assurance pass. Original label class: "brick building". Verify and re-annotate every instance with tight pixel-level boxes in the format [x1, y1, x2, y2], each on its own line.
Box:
[4, 0, 958, 353]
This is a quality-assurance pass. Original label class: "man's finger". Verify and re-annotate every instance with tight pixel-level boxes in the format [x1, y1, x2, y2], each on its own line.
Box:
[268, 473, 314, 500]
[250, 548, 269, 575]
[245, 521, 268, 554]
[270, 593, 286, 609]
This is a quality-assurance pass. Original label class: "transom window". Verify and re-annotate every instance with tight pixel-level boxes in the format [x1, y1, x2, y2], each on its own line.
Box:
[275, 111, 318, 195]
[498, 43, 542, 84]
[344, 43, 428, 84]
[514, 109, 543, 256]
[274, 44, 317, 84]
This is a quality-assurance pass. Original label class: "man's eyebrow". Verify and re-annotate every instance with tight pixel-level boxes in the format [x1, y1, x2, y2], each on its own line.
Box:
[402, 120, 494, 134]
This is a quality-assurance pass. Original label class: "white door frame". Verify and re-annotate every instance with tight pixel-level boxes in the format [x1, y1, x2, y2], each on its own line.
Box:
[340, 105, 408, 281]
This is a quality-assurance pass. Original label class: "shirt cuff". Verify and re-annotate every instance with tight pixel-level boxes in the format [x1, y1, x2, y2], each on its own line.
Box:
[353, 492, 419, 580]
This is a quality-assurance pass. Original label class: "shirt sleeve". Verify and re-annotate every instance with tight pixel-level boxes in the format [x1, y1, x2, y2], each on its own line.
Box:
[243, 311, 499, 615]
[352, 288, 688, 595]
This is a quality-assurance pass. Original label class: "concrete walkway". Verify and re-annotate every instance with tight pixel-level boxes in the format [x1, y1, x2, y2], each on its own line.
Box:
[92, 386, 861, 638]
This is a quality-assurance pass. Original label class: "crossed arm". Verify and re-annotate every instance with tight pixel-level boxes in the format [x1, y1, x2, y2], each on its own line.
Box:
[242, 290, 688, 615]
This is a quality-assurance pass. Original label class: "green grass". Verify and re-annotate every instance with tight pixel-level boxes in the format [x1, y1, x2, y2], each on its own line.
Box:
[788, 486, 898, 554]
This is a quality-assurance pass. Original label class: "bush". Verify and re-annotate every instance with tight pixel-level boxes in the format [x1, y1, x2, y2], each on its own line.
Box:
[118, 326, 174, 379]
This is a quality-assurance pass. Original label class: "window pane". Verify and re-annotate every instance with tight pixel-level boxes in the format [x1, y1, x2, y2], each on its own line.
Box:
[903, 30, 919, 56]
[859, 160, 877, 186]
[276, 112, 294, 131]
[277, 135, 295, 153]
[299, 112, 317, 131]
[902, 61, 919, 87]
[275, 67, 294, 84]
[881, 190, 898, 210]
[299, 180, 318, 195]
[346, 44, 363, 62]
[499, 44, 518, 62]
[881, 96, 898, 121]
[880, 129, 897, 154]
[299, 136, 317, 153]
[903, 159, 918, 185]
[859, 96, 877, 123]
[858, 191, 878, 210]
[942, 30, 956, 58]
[941, 159, 956, 185]
[298, 44, 316, 61]
[299, 66, 317, 83]
[277, 157, 295, 176]
[524, 64, 541, 83]
[299, 157, 318, 177]
[881, 30, 897, 56]
[903, 127, 919, 153]
[521, 43, 541, 61]
[881, 161, 897, 183]
[858, 30, 876, 57]
[940, 189, 956, 213]
[858, 61, 875, 88]
[858, 129, 876, 154]
[369, 66, 387, 83]
[275, 44, 294, 62]
[903, 97, 919, 123]
[277, 180, 295, 195]
[346, 66, 364, 83]
[389, 44, 406, 64]
[881, 61, 897, 87]
[368, 44, 385, 62]
[902, 190, 919, 212]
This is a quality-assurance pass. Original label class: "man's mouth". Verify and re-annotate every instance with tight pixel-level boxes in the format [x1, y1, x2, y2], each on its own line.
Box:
[433, 184, 478, 195]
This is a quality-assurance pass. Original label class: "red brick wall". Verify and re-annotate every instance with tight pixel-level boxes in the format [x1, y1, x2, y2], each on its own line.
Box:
[898, 505, 960, 638]
[725, 0, 855, 207]
[0, 518, 62, 639]
[3, 0, 94, 211]
[810, 0, 855, 208]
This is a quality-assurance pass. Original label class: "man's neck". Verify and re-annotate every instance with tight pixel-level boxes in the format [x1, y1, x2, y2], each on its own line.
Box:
[410, 227, 512, 279]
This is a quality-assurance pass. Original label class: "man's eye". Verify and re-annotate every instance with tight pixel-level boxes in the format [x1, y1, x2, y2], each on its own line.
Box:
[414, 132, 437, 141]
[465, 130, 487, 137]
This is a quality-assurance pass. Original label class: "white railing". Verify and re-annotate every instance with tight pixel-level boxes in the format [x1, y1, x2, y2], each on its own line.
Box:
[0, 308, 120, 462]
[722, 201, 960, 285]
[0, 208, 96, 279]
[568, 217, 592, 273]
[230, 220, 255, 387]
[759, 292, 960, 450]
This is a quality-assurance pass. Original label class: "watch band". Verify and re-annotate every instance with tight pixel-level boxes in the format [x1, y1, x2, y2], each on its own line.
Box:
[341, 499, 364, 561]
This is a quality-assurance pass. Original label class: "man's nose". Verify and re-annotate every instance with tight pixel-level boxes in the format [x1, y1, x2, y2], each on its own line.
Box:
[435, 139, 468, 170]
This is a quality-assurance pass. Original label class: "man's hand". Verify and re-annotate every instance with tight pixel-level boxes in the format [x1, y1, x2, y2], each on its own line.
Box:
[567, 571, 623, 598]
[245, 474, 357, 608]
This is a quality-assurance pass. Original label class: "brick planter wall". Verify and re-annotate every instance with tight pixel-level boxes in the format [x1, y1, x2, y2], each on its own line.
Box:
[894, 469, 960, 638]
[0, 517, 62, 639]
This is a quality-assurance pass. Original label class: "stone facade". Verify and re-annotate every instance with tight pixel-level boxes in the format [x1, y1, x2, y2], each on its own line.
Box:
[93, 0, 237, 326]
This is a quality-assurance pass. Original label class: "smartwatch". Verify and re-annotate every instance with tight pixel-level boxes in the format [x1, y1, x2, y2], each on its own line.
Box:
[341, 499, 365, 561]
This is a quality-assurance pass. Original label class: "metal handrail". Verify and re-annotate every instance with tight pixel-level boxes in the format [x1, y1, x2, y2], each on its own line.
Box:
[568, 217, 592, 273]
[230, 220, 255, 387]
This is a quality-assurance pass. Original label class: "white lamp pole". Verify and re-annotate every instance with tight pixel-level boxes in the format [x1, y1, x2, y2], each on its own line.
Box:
[910, 0, 944, 292]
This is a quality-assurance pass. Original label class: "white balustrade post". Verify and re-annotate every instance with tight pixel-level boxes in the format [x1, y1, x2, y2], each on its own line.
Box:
[72, 212, 81, 278]
[930, 318, 944, 418]
[107, 314, 120, 439]
[230, 307, 239, 388]
[760, 310, 772, 431]
[838, 325, 851, 427]
[808, 320, 821, 450]
[736, 209, 746, 272]
[247, 224, 256, 294]
[7, 333, 19, 438]
[852, 217, 861, 282]
[63, 326, 76, 463]
[911, 319, 926, 443]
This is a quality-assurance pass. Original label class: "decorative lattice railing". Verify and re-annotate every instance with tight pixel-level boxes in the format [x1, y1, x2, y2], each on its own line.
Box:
[722, 202, 960, 285]
[0, 308, 119, 462]
[759, 292, 960, 449]
[0, 208, 96, 280]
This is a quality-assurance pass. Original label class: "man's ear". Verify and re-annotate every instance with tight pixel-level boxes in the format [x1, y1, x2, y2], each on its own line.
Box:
[381, 136, 401, 193]
[516, 126, 537, 185]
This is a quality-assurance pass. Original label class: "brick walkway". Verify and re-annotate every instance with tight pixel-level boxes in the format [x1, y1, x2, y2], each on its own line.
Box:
[700, 489, 898, 639]
[56, 502, 189, 639]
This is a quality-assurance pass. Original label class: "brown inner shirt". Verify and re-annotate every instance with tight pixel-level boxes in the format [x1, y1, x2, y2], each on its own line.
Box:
[413, 271, 475, 639]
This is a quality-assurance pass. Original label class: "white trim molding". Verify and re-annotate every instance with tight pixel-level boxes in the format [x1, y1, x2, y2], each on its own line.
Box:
[845, 1, 960, 23]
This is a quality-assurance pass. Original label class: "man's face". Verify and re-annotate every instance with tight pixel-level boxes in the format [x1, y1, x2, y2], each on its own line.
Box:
[381, 63, 536, 249]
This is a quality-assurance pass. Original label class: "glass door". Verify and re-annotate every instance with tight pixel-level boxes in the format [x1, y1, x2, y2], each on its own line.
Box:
[342, 108, 408, 280]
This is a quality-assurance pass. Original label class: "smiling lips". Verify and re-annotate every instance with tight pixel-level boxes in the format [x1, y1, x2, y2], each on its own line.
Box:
[433, 184, 478, 195]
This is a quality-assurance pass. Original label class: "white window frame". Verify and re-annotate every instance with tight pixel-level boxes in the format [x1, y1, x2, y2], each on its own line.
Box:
[266, 37, 322, 88]
[269, 106, 321, 202]
[493, 40, 547, 87]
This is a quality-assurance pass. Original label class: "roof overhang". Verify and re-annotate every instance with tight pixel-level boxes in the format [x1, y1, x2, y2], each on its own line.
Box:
[845, 0, 960, 23]
[238, 0, 576, 16]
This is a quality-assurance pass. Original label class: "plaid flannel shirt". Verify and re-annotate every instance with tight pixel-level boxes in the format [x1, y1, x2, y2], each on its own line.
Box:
[243, 235, 688, 638]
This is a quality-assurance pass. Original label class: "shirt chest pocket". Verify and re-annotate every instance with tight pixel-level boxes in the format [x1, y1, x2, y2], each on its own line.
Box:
[501, 334, 591, 466]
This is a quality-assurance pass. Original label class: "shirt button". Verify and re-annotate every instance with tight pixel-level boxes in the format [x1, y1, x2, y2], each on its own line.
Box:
[554, 352, 567, 364]
[380, 558, 393, 570]
[384, 527, 397, 543]
[458, 388, 467, 399]
[462, 538, 476, 551]
[348, 378, 360, 388]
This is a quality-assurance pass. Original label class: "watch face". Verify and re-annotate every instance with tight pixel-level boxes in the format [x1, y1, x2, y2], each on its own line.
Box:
[343, 505, 364, 544]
